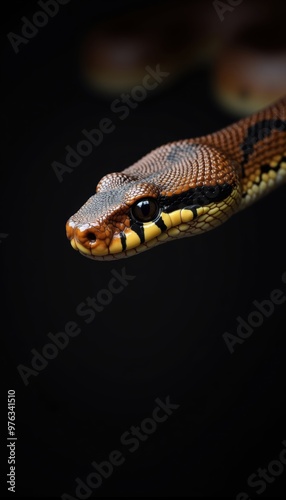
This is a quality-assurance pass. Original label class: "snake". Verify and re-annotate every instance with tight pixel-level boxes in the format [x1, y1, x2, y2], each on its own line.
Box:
[66, 96, 286, 261]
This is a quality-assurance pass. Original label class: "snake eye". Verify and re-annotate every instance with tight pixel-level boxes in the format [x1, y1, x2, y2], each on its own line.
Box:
[130, 198, 159, 223]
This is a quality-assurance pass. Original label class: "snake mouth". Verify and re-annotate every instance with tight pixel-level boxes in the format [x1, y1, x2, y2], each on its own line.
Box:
[67, 232, 148, 261]
[66, 216, 164, 260]
[69, 237, 149, 260]
[65, 206, 207, 260]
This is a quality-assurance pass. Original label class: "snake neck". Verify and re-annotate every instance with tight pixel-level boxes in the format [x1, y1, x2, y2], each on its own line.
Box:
[191, 96, 286, 208]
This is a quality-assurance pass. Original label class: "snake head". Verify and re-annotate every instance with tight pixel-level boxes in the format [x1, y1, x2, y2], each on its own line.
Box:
[66, 142, 241, 260]
[66, 172, 162, 260]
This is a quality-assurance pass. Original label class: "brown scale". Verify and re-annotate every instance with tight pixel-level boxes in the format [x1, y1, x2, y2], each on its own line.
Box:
[122, 143, 238, 196]
[187, 96, 286, 192]
[121, 97, 286, 199]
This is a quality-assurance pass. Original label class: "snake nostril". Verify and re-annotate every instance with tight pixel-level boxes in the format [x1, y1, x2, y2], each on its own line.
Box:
[75, 225, 98, 248]
[86, 231, 97, 243]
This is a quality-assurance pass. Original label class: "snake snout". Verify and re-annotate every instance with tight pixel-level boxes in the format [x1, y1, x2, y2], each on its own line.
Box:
[66, 217, 113, 257]
[66, 219, 98, 248]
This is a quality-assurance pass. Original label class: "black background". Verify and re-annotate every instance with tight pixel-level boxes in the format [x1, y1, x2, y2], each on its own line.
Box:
[1, 0, 286, 498]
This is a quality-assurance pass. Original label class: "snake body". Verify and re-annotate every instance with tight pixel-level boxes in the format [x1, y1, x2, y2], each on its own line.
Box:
[66, 97, 286, 260]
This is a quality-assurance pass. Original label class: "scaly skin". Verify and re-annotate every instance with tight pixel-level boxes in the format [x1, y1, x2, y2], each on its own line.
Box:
[66, 97, 286, 260]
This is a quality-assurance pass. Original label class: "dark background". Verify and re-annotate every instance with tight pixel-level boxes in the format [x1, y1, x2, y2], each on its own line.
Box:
[1, 0, 286, 497]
